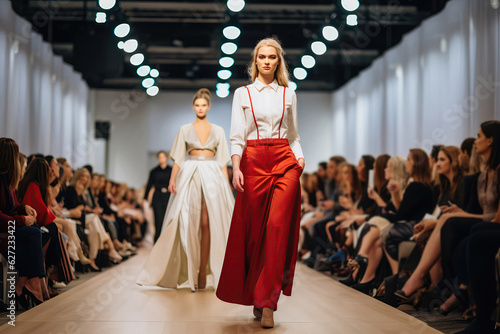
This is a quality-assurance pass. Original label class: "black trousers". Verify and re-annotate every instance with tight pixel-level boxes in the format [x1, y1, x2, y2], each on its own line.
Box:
[6, 226, 46, 278]
[42, 222, 62, 267]
[152, 190, 170, 243]
[465, 222, 500, 323]
[440, 216, 483, 285]
[116, 217, 130, 242]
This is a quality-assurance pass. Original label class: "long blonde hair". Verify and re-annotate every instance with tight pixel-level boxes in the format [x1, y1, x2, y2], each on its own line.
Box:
[192, 88, 211, 105]
[247, 37, 289, 87]
[388, 156, 409, 192]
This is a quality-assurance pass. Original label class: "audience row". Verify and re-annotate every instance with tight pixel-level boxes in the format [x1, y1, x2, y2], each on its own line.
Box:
[297, 120, 499, 334]
[0, 138, 145, 311]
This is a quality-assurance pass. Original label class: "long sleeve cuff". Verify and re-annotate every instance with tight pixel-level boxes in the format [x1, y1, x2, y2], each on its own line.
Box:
[231, 144, 244, 158]
[290, 141, 304, 161]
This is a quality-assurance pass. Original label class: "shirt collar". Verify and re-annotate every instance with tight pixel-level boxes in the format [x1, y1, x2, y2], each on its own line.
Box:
[253, 78, 279, 92]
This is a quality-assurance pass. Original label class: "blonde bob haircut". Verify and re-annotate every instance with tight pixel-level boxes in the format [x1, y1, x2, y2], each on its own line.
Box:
[247, 37, 289, 87]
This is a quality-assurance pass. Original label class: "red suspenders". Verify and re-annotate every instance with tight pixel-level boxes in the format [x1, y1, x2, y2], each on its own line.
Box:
[244, 85, 286, 140]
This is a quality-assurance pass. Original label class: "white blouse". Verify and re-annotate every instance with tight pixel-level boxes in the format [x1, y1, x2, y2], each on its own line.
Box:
[230, 79, 304, 161]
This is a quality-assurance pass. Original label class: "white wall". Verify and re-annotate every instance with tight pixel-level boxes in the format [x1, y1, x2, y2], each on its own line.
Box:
[89, 89, 333, 188]
[0, 2, 89, 165]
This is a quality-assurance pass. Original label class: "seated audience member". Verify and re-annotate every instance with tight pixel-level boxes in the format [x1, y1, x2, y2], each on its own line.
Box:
[458, 137, 475, 175]
[85, 173, 129, 256]
[341, 149, 433, 287]
[0, 138, 45, 309]
[412, 146, 465, 244]
[382, 148, 434, 273]
[317, 161, 328, 198]
[430, 144, 444, 206]
[335, 156, 408, 286]
[454, 219, 500, 334]
[56, 157, 74, 203]
[302, 173, 324, 213]
[396, 121, 500, 303]
[318, 155, 391, 283]
[300, 156, 345, 263]
[17, 158, 76, 298]
[64, 168, 123, 269]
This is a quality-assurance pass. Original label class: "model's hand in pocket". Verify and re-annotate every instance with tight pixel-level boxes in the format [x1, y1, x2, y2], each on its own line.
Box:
[297, 158, 305, 170]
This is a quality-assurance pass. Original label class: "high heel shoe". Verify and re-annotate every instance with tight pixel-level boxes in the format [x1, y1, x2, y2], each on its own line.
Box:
[22, 287, 43, 307]
[108, 255, 122, 264]
[394, 289, 413, 300]
[77, 248, 92, 265]
[48, 287, 59, 298]
[16, 291, 30, 310]
[352, 278, 378, 295]
[437, 293, 458, 316]
[339, 273, 356, 287]
[348, 255, 368, 283]
[261, 307, 274, 328]
[253, 307, 262, 319]
[395, 287, 427, 301]
[88, 264, 102, 272]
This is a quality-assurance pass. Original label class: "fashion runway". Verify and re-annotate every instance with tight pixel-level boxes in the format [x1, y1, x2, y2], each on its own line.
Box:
[1, 247, 442, 334]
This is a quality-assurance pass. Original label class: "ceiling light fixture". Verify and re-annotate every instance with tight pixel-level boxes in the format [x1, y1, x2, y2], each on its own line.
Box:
[322, 26, 339, 41]
[123, 39, 138, 53]
[219, 57, 235, 68]
[98, 0, 116, 10]
[150, 69, 159, 78]
[142, 78, 155, 88]
[227, 0, 245, 13]
[95, 12, 106, 23]
[341, 0, 360, 11]
[301, 55, 316, 69]
[221, 42, 238, 55]
[223, 26, 241, 40]
[147, 86, 159, 97]
[130, 53, 144, 66]
[346, 14, 358, 26]
[293, 67, 307, 80]
[114, 23, 131, 38]
[217, 70, 232, 80]
[311, 41, 327, 55]
[137, 65, 151, 77]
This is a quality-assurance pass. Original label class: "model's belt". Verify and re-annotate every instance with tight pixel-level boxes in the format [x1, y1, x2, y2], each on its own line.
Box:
[188, 155, 215, 160]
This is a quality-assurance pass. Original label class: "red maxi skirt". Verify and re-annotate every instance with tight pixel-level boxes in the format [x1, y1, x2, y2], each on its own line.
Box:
[216, 138, 302, 310]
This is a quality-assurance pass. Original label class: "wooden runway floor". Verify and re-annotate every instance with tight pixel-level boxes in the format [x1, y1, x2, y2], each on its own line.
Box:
[1, 247, 442, 334]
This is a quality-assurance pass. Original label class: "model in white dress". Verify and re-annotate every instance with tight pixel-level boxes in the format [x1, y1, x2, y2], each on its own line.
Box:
[137, 89, 235, 291]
